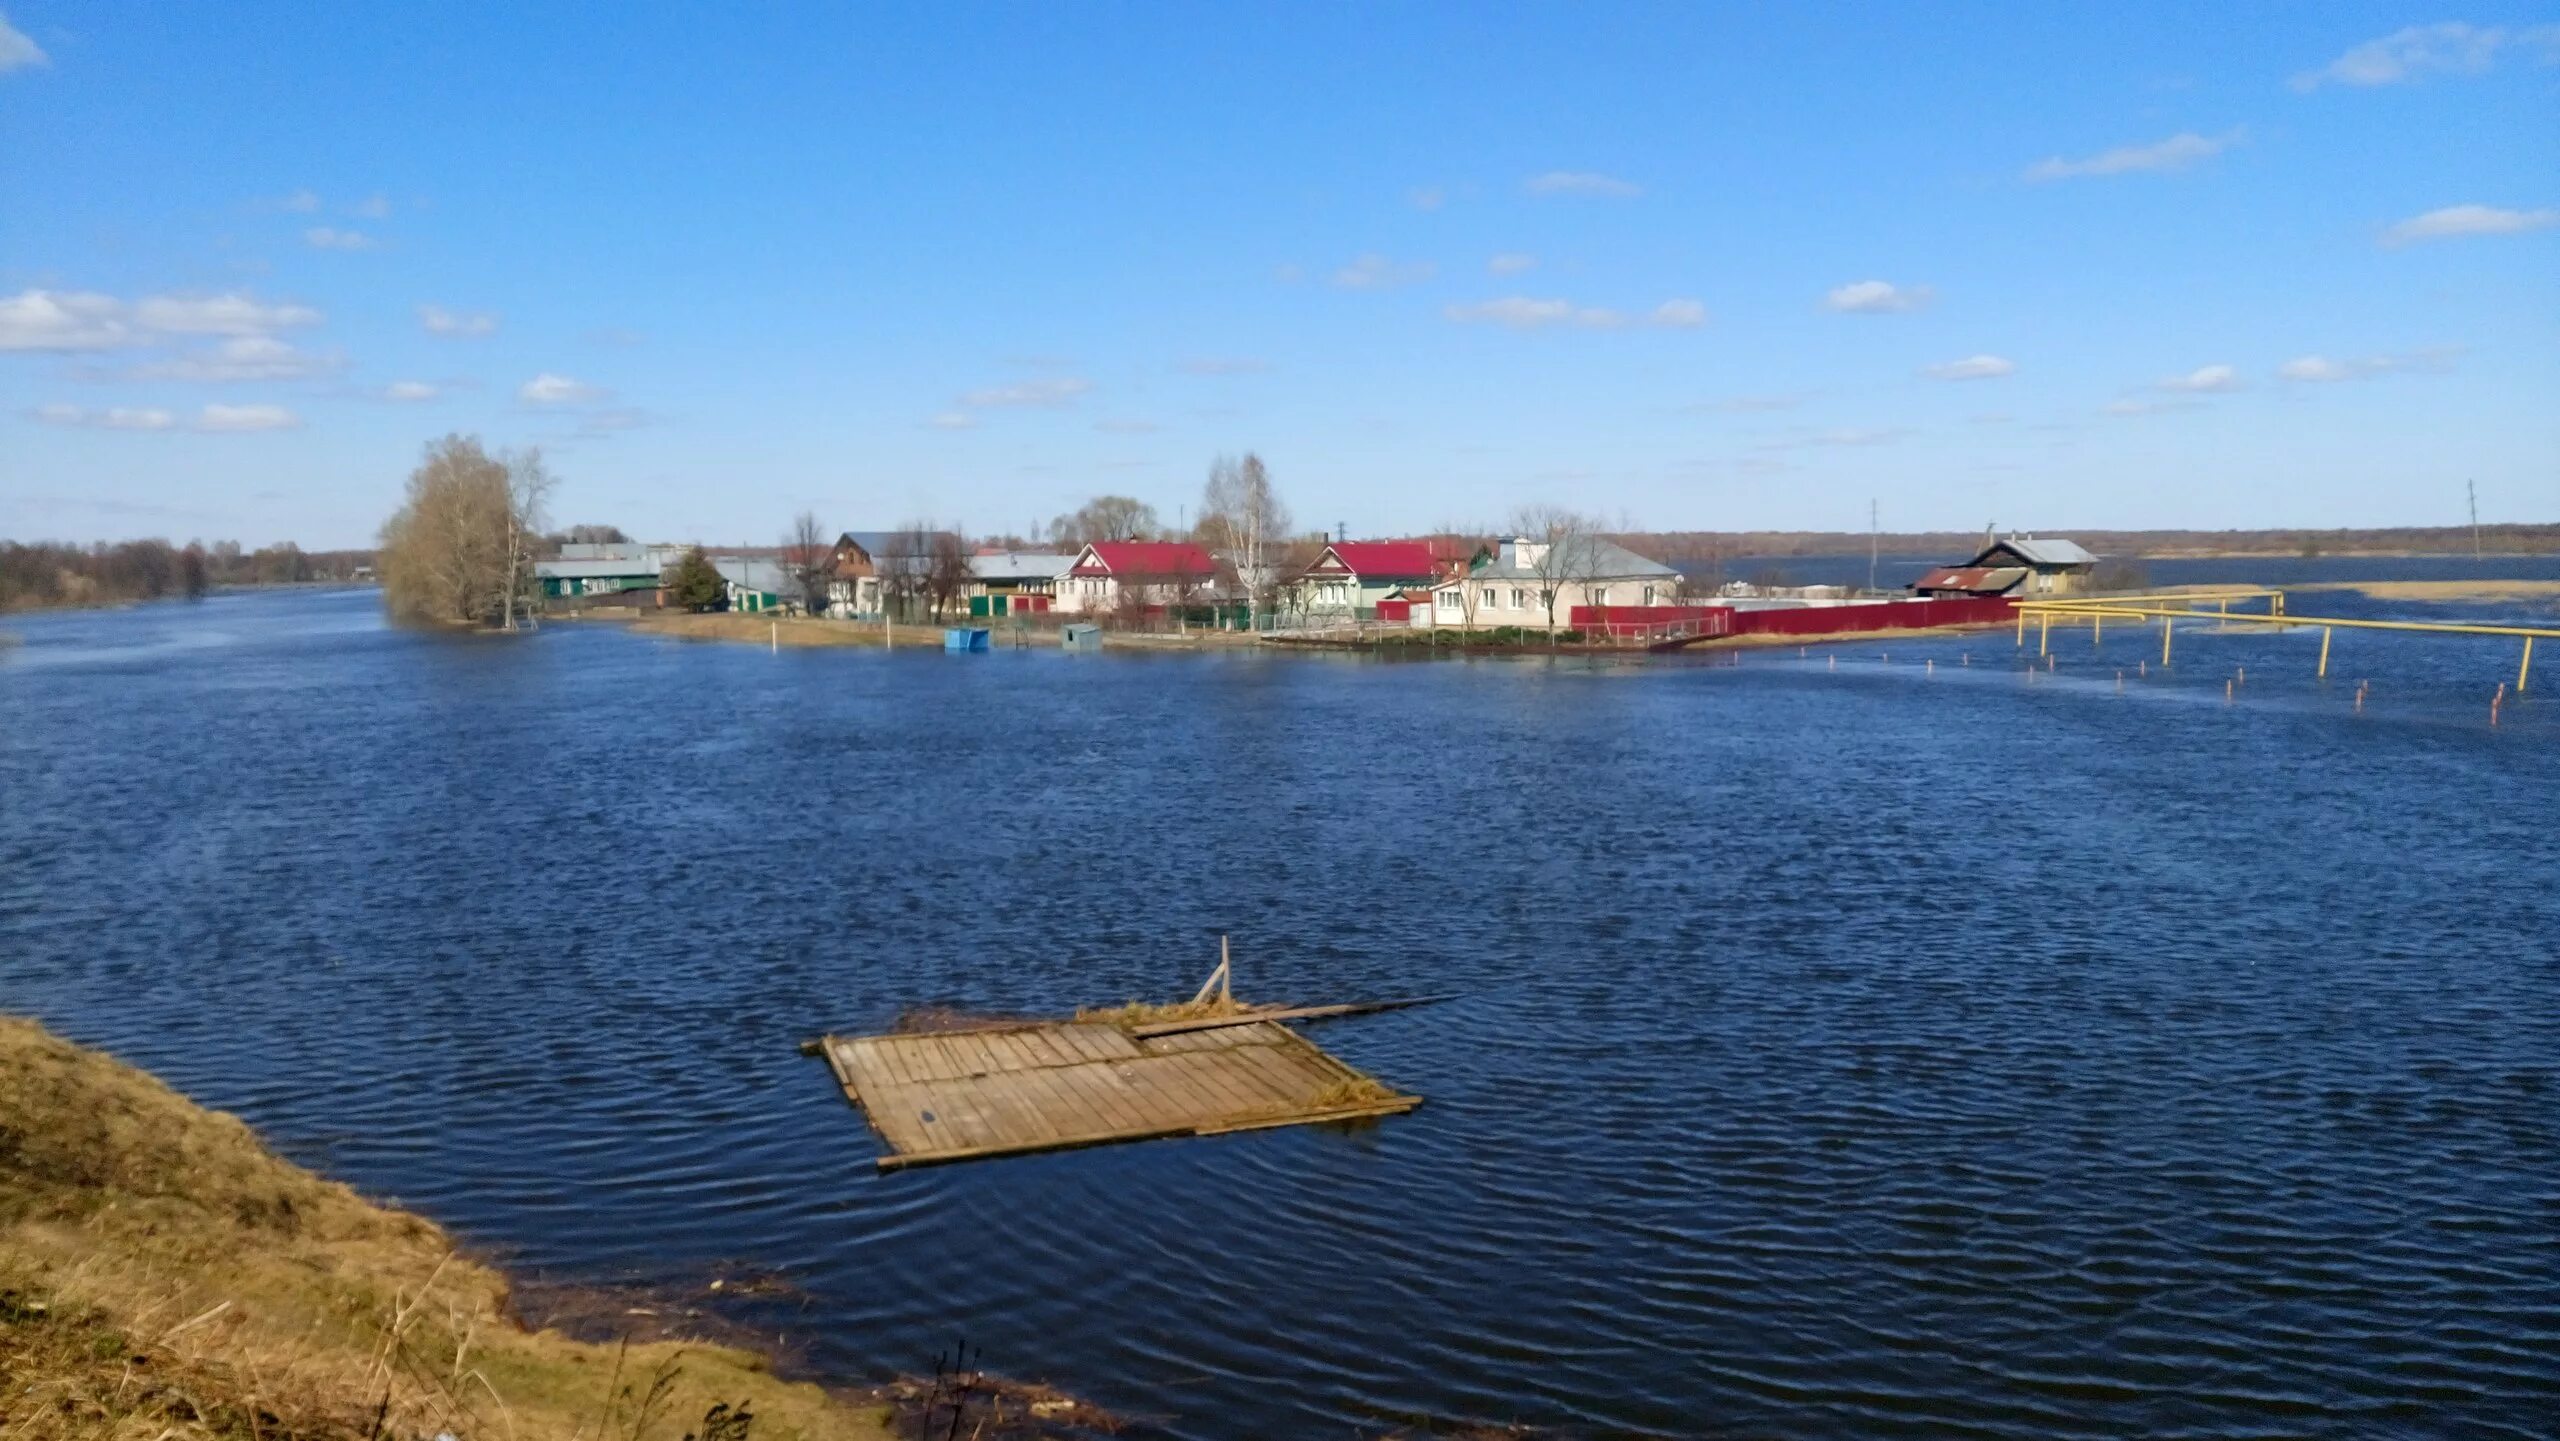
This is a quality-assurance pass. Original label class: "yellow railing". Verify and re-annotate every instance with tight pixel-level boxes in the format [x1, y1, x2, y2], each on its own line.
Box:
[2012, 588, 2550, 691]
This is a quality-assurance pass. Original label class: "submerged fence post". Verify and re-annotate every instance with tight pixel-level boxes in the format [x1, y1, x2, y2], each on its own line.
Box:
[2318, 626, 2332, 679]
[2161, 620, 2174, 666]
[2039, 614, 2050, 656]
[2016, 609, 2026, 646]
[2521, 636, 2535, 694]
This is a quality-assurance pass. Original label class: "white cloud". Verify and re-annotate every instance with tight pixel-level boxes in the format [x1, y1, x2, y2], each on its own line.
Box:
[1095, 418, 1163, 434]
[304, 226, 377, 251]
[280, 189, 322, 213]
[197, 403, 299, 432]
[352, 193, 393, 219]
[2156, 363, 2242, 393]
[126, 334, 340, 383]
[1487, 252, 1537, 275]
[133, 293, 323, 336]
[1524, 171, 1642, 198]
[418, 304, 499, 336]
[1824, 279, 1932, 313]
[1443, 296, 1627, 329]
[32, 401, 298, 432]
[2278, 348, 2459, 382]
[1, 12, 49, 72]
[926, 411, 977, 430]
[2024, 129, 2243, 182]
[957, 376, 1092, 408]
[1922, 354, 2016, 381]
[0, 290, 131, 350]
[1, 289, 322, 351]
[382, 380, 440, 401]
[1333, 253, 1437, 289]
[2292, 22, 2560, 89]
[1409, 186, 1446, 212]
[32, 403, 175, 431]
[2380, 203, 2560, 246]
[519, 373, 606, 405]
[1648, 298, 1709, 328]
[1178, 357, 1268, 376]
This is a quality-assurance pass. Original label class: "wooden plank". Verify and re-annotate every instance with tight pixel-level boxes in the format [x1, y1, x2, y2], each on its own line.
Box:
[1126, 996, 1455, 1039]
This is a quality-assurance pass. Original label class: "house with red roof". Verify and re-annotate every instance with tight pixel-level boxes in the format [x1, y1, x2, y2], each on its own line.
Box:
[1291, 539, 1471, 619]
[1056, 540, 1219, 615]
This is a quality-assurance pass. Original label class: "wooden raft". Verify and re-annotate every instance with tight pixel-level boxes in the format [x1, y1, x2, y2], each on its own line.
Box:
[815, 1018, 1421, 1170]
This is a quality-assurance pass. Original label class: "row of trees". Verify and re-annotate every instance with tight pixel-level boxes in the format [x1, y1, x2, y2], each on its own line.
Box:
[377, 434, 554, 629]
[0, 539, 370, 613]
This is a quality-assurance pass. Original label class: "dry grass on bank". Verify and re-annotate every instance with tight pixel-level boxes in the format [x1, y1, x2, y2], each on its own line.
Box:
[626, 612, 950, 650]
[1071, 996, 1256, 1029]
[0, 1015, 895, 1441]
[2294, 579, 2560, 603]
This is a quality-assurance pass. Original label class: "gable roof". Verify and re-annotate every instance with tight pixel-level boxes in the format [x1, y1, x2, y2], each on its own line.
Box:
[1073, 541, 1216, 576]
[1970, 536, 2095, 568]
[1306, 540, 1447, 580]
[1913, 566, 2028, 595]
[536, 556, 665, 580]
[1458, 537, 1679, 583]
[969, 551, 1076, 582]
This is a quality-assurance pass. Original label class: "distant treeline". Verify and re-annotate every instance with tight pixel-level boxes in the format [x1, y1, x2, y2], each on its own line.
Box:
[0, 539, 377, 613]
[1628, 523, 2560, 563]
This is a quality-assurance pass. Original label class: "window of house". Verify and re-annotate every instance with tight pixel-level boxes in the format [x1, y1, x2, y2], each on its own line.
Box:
[1642, 585, 1657, 605]
[1512, 588, 1527, 610]
[1437, 589, 1461, 612]
[1591, 586, 1609, 606]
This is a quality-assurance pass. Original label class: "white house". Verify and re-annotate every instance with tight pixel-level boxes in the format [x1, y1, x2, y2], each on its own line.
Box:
[1424, 536, 1683, 630]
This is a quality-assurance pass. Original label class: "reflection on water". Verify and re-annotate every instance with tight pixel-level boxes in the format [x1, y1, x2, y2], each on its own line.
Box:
[3, 587, 2555, 1439]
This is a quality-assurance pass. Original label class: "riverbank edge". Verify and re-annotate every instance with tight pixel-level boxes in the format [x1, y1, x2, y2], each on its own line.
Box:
[0, 1013, 899, 1441]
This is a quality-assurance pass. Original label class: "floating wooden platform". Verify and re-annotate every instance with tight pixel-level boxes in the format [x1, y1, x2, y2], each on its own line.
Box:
[814, 1018, 1421, 1170]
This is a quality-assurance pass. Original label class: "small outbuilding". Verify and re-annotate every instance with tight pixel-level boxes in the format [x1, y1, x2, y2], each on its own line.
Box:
[1914, 535, 2097, 598]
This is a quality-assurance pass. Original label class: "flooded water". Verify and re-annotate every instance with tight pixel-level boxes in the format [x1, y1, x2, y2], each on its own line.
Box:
[4, 585, 2556, 1438]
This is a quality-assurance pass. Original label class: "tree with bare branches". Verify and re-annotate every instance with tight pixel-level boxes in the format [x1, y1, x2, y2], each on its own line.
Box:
[1199, 453, 1292, 626]
[924, 529, 973, 620]
[782, 511, 832, 616]
[1508, 504, 1607, 643]
[1047, 496, 1158, 547]
[378, 434, 554, 629]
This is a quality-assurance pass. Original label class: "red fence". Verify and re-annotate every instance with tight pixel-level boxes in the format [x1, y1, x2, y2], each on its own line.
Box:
[1569, 596, 2016, 643]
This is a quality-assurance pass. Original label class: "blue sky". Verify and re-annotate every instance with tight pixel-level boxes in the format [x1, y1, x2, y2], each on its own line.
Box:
[2, 3, 2555, 548]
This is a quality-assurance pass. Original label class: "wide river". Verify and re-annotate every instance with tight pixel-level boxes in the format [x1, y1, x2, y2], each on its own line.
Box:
[4, 582, 2555, 1438]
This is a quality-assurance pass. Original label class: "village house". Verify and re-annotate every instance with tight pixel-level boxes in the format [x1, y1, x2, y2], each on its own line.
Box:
[1054, 540, 1218, 616]
[1911, 535, 2098, 598]
[534, 542, 688, 604]
[966, 551, 1076, 615]
[1421, 536, 1683, 631]
[824, 529, 960, 618]
[714, 557, 789, 613]
[1291, 539, 1470, 619]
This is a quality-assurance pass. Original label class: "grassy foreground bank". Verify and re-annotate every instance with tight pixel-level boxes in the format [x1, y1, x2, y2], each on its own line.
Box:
[0, 1015, 895, 1441]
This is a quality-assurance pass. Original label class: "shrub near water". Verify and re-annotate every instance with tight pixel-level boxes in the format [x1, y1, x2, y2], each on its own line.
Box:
[0, 1015, 893, 1441]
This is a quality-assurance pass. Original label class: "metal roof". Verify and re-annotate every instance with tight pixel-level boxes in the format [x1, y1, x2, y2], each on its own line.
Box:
[714, 557, 790, 593]
[1913, 566, 2028, 594]
[969, 551, 1076, 581]
[536, 557, 664, 579]
[1461, 537, 1679, 583]
[1976, 536, 2095, 568]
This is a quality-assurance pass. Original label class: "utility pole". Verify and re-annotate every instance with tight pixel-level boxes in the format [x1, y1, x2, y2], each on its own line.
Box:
[2469, 479, 2481, 560]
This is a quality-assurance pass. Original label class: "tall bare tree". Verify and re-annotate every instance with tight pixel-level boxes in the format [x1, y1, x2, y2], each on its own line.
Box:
[925, 528, 973, 620]
[379, 434, 553, 629]
[1048, 495, 1159, 546]
[1199, 452, 1292, 626]
[782, 510, 832, 615]
[1508, 504, 1606, 643]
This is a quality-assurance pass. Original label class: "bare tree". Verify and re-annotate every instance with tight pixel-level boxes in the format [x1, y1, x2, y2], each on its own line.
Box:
[782, 510, 832, 615]
[379, 434, 552, 629]
[1199, 453, 1292, 626]
[1049, 495, 1159, 546]
[1508, 504, 1607, 644]
[924, 528, 972, 620]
